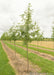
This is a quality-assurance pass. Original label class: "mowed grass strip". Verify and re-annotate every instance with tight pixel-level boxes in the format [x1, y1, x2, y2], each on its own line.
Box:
[0, 42, 15, 75]
[5, 42, 54, 73]
[11, 42, 54, 56]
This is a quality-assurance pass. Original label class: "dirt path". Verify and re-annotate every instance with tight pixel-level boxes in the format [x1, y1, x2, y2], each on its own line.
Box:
[1, 41, 41, 75]
[8, 42, 54, 62]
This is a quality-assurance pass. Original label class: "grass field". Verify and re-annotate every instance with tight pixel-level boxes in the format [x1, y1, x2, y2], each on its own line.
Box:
[11, 40, 54, 50]
[30, 41, 54, 49]
[4, 41, 54, 74]
[0, 42, 15, 75]
[10, 41, 54, 56]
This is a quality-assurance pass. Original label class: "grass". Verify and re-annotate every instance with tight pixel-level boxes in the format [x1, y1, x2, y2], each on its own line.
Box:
[11, 41, 54, 50]
[28, 46, 54, 56]
[0, 42, 15, 75]
[29, 44, 54, 50]
[11, 41, 54, 56]
[4, 41, 54, 74]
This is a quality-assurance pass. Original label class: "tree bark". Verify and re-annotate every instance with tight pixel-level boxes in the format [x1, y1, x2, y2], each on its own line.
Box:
[53, 40, 54, 49]
[10, 40, 11, 43]
[14, 41, 16, 59]
[27, 43, 29, 72]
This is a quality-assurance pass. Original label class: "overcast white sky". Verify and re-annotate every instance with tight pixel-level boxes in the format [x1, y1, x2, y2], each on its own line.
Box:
[0, 0, 54, 38]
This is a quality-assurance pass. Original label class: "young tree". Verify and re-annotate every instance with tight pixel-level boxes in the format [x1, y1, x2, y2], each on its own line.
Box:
[20, 3, 32, 72]
[51, 26, 54, 41]
[20, 3, 40, 72]
[8, 26, 18, 59]
[51, 26, 54, 48]
[1, 32, 9, 41]
[8, 26, 13, 43]
[1, 33, 6, 40]
[15, 25, 21, 40]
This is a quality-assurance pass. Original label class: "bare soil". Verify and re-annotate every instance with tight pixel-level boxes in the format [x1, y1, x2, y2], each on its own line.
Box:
[1, 41, 41, 75]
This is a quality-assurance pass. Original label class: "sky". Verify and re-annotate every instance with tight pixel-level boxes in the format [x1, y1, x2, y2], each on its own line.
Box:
[0, 0, 54, 38]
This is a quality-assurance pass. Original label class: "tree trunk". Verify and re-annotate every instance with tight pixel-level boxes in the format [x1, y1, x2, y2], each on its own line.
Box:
[53, 40, 54, 49]
[27, 43, 29, 72]
[37, 39, 38, 50]
[10, 40, 11, 43]
[14, 41, 16, 59]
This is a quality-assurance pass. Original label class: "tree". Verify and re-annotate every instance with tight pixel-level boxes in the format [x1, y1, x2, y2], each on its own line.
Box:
[20, 3, 33, 72]
[51, 26, 54, 41]
[20, 3, 40, 72]
[15, 25, 21, 40]
[8, 26, 18, 59]
[8, 27, 13, 43]
[51, 26, 54, 48]
[1, 33, 6, 40]
[1, 32, 9, 40]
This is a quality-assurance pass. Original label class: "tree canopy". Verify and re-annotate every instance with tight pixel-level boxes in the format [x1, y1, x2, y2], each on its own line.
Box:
[51, 26, 54, 41]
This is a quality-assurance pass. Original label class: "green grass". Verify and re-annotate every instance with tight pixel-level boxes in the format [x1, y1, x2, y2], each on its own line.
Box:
[0, 42, 15, 75]
[28, 46, 54, 56]
[11, 42, 54, 56]
[29, 44, 54, 50]
[11, 41, 54, 50]
[4, 42, 54, 74]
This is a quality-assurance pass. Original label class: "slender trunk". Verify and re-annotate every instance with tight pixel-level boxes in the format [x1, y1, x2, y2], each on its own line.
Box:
[27, 43, 29, 72]
[10, 40, 11, 43]
[37, 38, 38, 49]
[46, 39, 47, 47]
[41, 39, 42, 47]
[14, 41, 16, 59]
[53, 40, 54, 49]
